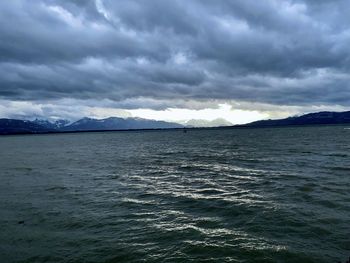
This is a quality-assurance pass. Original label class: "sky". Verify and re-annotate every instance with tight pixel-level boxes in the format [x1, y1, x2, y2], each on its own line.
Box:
[1, 0, 350, 125]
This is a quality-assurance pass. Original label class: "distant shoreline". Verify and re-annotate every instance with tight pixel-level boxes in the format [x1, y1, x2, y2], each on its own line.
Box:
[2, 111, 350, 136]
[2, 123, 350, 136]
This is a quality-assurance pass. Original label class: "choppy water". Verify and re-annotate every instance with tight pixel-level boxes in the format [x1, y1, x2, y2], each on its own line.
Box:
[0, 126, 349, 263]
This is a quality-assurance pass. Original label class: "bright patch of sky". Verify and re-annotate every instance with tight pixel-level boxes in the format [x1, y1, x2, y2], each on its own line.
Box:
[128, 104, 267, 125]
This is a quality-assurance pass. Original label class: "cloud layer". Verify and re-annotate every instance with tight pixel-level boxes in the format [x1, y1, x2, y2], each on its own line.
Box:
[1, 0, 350, 120]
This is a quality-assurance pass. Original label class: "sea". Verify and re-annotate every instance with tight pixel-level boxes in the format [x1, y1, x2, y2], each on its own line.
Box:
[0, 126, 349, 263]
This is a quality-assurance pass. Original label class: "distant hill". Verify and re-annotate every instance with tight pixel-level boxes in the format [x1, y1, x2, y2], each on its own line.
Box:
[62, 117, 183, 131]
[0, 119, 54, 135]
[0, 117, 183, 135]
[246, 111, 350, 127]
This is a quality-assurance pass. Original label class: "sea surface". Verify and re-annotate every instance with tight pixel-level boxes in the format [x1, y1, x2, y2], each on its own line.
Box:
[0, 126, 349, 263]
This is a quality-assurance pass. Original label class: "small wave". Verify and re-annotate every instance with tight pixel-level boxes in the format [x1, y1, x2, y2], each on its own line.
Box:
[195, 188, 227, 195]
[45, 186, 67, 191]
[12, 167, 33, 171]
[325, 153, 348, 158]
[326, 166, 350, 171]
[121, 198, 158, 205]
[297, 183, 316, 193]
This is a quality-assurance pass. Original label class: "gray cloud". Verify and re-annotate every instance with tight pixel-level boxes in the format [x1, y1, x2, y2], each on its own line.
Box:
[0, 0, 350, 114]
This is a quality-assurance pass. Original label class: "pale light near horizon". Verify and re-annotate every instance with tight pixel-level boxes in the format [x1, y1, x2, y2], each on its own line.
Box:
[127, 104, 268, 125]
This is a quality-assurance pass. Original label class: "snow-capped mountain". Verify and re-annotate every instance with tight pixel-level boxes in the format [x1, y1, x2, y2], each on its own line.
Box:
[62, 117, 183, 131]
[32, 119, 71, 129]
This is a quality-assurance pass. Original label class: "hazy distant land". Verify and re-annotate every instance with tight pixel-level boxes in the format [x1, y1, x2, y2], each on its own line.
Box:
[1, 111, 350, 135]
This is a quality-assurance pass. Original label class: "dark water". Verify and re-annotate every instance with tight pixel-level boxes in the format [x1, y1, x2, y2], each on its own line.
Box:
[0, 126, 349, 263]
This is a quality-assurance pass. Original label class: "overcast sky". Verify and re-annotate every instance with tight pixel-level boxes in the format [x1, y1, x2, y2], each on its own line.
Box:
[1, 0, 350, 124]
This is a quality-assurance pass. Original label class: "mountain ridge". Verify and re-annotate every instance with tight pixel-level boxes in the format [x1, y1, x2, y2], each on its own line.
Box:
[0, 117, 183, 135]
[245, 111, 350, 127]
[1, 111, 350, 135]
[62, 116, 183, 131]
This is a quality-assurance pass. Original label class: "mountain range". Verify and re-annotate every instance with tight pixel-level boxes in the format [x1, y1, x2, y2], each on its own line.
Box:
[245, 111, 350, 127]
[0, 117, 183, 135]
[1, 111, 350, 135]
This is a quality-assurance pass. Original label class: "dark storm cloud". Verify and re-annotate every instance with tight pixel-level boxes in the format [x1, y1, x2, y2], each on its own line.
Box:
[1, 0, 350, 109]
